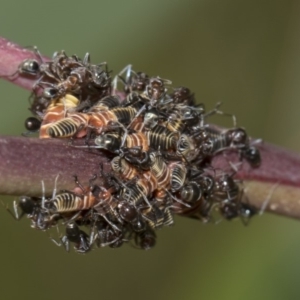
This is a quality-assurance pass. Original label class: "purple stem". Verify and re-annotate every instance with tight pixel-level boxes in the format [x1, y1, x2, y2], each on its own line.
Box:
[211, 144, 300, 220]
[0, 37, 49, 90]
[0, 37, 299, 220]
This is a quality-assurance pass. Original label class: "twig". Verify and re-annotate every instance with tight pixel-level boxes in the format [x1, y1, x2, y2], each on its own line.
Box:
[211, 143, 300, 220]
[0, 37, 49, 90]
[0, 136, 112, 196]
[0, 37, 300, 221]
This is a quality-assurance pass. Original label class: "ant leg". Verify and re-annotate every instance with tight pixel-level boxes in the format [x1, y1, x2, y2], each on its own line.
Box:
[73, 175, 86, 193]
[259, 182, 279, 216]
[112, 65, 133, 93]
[41, 180, 46, 209]
[62, 211, 82, 225]
[89, 174, 97, 186]
[52, 174, 60, 199]
[205, 102, 237, 127]
[61, 236, 70, 252]
[26, 45, 44, 62]
[13, 200, 21, 220]
[50, 237, 62, 247]
[101, 214, 122, 232]
[83, 52, 90, 65]
[1, 200, 22, 220]
[5, 69, 19, 80]
[127, 104, 146, 129]
[250, 138, 263, 146]
[165, 190, 191, 207]
[89, 223, 99, 247]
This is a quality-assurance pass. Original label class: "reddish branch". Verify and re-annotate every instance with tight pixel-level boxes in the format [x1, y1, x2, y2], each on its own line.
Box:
[0, 37, 300, 220]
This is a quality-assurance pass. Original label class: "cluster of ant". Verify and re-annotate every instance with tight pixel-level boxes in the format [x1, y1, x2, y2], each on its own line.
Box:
[6, 48, 261, 253]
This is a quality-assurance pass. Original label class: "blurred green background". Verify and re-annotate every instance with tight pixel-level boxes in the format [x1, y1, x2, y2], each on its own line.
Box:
[0, 0, 300, 299]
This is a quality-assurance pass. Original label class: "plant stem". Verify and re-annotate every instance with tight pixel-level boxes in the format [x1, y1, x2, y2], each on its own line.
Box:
[0, 37, 49, 90]
[0, 37, 300, 221]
